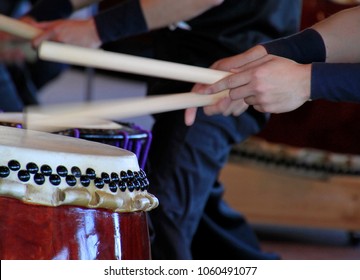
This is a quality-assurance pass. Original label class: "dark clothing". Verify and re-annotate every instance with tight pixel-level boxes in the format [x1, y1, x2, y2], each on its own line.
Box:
[0, 65, 23, 112]
[147, 0, 302, 259]
[311, 63, 360, 102]
[3, 0, 301, 259]
[150, 0, 301, 70]
[0, 0, 68, 112]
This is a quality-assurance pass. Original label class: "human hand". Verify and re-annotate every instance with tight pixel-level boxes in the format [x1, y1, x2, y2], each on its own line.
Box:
[0, 16, 36, 63]
[201, 54, 312, 113]
[31, 18, 102, 48]
[184, 46, 267, 126]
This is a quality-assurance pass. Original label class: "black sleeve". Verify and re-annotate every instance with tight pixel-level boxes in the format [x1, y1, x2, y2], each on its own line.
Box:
[261, 28, 326, 64]
[93, 0, 148, 44]
[27, 0, 73, 21]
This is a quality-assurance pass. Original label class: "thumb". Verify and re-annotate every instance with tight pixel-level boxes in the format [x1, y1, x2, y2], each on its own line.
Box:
[184, 107, 198, 126]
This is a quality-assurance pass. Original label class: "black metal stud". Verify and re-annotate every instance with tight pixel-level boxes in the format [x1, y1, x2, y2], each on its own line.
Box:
[26, 162, 39, 174]
[86, 168, 96, 180]
[34, 173, 45, 185]
[0, 166, 10, 178]
[80, 175, 90, 187]
[108, 181, 118, 193]
[127, 180, 135, 192]
[94, 178, 105, 189]
[41, 165, 52, 176]
[101, 172, 110, 184]
[118, 181, 127, 192]
[133, 179, 141, 191]
[8, 160, 20, 171]
[127, 170, 134, 180]
[66, 175, 77, 187]
[71, 166, 82, 178]
[111, 172, 119, 182]
[49, 174, 61, 186]
[56, 165, 68, 177]
[18, 170, 31, 182]
[120, 170, 128, 181]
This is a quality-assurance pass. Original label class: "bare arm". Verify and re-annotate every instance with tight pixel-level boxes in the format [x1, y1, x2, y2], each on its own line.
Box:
[70, 0, 103, 11]
[30, 0, 224, 48]
[312, 6, 360, 63]
[140, 0, 224, 30]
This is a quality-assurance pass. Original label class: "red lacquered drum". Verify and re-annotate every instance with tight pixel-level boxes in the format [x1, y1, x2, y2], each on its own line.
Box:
[0, 126, 158, 260]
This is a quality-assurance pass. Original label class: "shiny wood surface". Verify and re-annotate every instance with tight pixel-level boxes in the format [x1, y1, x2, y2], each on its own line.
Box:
[0, 197, 151, 260]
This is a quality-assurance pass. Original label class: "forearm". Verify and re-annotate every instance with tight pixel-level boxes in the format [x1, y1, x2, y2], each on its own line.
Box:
[27, 0, 102, 21]
[262, 6, 360, 64]
[312, 6, 360, 63]
[140, 0, 223, 30]
[70, 0, 103, 11]
[94, 0, 223, 44]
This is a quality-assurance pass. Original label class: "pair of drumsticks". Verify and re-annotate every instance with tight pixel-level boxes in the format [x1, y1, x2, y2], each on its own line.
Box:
[0, 14, 230, 131]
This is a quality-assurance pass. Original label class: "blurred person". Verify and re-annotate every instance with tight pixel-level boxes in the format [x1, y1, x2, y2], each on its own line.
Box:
[24, 0, 302, 259]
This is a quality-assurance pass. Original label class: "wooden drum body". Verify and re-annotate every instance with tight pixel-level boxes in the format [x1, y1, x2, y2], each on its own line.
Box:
[0, 126, 158, 260]
[0, 198, 150, 260]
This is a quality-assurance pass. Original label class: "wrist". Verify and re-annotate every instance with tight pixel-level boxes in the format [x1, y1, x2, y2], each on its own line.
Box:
[94, 0, 148, 45]
[261, 29, 326, 64]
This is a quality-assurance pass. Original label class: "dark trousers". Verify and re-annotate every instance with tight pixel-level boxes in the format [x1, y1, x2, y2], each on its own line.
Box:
[146, 81, 277, 259]
[0, 65, 23, 112]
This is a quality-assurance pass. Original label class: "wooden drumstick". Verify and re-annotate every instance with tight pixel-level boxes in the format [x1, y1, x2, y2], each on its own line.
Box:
[25, 90, 229, 131]
[0, 14, 230, 84]
[39, 41, 230, 84]
[0, 14, 41, 39]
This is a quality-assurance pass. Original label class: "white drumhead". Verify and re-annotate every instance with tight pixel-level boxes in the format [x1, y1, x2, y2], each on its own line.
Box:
[0, 126, 158, 212]
[0, 112, 124, 130]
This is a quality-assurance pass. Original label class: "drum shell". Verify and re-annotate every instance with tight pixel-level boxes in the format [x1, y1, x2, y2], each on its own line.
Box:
[0, 197, 151, 260]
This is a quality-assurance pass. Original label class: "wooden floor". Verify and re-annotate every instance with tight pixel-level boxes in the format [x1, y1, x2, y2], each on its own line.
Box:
[39, 68, 360, 260]
[256, 224, 360, 260]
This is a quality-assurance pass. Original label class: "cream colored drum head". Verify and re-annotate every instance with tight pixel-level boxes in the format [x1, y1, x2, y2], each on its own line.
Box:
[0, 126, 158, 212]
[0, 112, 124, 130]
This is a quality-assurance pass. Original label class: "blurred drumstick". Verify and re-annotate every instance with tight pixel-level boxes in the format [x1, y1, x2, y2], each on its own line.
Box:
[26, 90, 229, 131]
[0, 14, 41, 61]
[0, 14, 41, 39]
[39, 41, 230, 84]
[33, 42, 233, 131]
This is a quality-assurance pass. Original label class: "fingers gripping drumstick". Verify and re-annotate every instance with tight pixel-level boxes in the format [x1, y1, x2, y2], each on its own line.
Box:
[27, 42, 232, 129]
[0, 14, 42, 61]
[0, 14, 232, 129]
[0, 14, 229, 85]
[0, 14, 230, 85]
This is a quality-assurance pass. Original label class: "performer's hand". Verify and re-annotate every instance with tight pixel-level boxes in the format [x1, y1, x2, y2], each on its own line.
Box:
[201, 54, 312, 113]
[32, 18, 102, 48]
[0, 17, 35, 63]
[184, 46, 267, 126]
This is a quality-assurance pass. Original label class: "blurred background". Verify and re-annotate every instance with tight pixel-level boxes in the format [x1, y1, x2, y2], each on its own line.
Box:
[3, 0, 360, 259]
